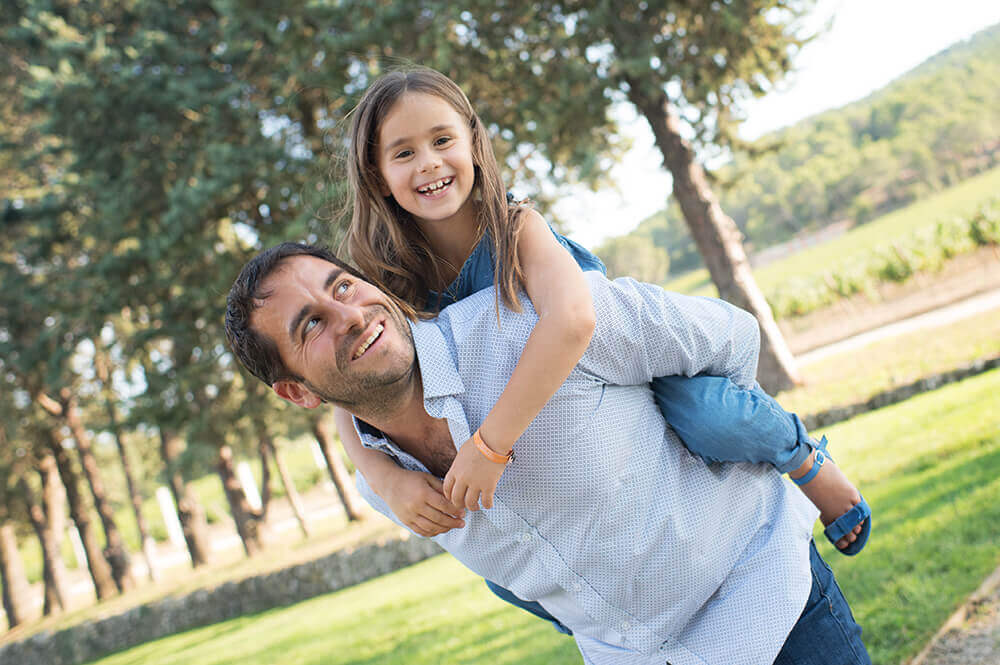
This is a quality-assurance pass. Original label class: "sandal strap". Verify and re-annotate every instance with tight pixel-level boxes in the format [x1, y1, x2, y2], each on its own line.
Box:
[791, 436, 830, 486]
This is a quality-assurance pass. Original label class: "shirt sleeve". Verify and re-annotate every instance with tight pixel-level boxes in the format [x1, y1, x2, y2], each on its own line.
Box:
[576, 274, 761, 389]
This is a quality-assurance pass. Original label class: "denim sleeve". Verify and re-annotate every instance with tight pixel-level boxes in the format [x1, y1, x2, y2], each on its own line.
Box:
[651, 375, 814, 474]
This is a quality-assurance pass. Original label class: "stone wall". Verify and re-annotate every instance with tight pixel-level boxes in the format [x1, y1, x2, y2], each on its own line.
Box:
[802, 356, 1000, 431]
[0, 535, 442, 665]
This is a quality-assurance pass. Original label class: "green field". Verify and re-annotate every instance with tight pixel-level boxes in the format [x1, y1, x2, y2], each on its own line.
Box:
[83, 369, 1000, 665]
[664, 165, 1000, 301]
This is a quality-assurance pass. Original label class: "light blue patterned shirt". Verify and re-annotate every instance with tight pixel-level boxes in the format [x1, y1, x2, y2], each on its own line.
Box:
[354, 273, 818, 665]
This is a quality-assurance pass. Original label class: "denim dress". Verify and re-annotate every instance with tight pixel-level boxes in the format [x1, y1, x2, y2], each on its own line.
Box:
[429, 229, 815, 634]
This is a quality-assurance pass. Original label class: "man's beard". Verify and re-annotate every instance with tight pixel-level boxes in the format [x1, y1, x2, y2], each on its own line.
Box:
[306, 304, 416, 417]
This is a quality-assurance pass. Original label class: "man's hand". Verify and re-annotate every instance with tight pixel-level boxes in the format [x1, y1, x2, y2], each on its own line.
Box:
[379, 468, 467, 537]
[443, 438, 507, 511]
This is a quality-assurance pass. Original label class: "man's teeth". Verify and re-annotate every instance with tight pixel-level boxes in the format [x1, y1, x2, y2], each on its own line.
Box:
[418, 177, 453, 193]
[354, 324, 384, 359]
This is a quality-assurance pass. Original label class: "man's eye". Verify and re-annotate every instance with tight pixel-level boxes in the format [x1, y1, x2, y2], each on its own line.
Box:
[304, 317, 319, 335]
[335, 281, 352, 296]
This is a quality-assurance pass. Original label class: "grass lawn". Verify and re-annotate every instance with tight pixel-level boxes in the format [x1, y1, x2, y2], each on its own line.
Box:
[663, 165, 1000, 298]
[84, 369, 1000, 665]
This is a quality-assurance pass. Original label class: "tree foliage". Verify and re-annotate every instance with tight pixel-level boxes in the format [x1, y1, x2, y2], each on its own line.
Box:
[631, 22, 1000, 270]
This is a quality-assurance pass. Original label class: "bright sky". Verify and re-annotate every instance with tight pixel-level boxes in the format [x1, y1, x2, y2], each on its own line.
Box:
[559, 0, 1000, 249]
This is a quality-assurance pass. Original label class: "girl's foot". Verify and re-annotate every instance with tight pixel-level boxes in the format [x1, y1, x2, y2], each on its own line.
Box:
[788, 448, 866, 551]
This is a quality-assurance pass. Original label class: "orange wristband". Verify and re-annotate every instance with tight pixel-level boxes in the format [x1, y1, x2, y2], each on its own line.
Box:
[472, 430, 515, 465]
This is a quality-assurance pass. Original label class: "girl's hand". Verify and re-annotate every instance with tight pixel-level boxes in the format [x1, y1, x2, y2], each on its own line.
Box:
[443, 439, 507, 511]
[381, 467, 467, 537]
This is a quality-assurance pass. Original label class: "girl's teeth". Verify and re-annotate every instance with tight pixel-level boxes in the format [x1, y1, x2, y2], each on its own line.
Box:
[419, 178, 452, 193]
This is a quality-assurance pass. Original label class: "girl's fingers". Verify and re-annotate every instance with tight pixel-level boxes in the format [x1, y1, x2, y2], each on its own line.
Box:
[442, 473, 456, 503]
[464, 487, 481, 511]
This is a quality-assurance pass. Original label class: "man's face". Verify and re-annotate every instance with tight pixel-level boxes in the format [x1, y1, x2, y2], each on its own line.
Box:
[250, 255, 416, 410]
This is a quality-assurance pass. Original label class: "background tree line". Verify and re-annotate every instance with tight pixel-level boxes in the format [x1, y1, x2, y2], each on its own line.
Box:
[3, 0, 825, 626]
[603, 21, 1000, 277]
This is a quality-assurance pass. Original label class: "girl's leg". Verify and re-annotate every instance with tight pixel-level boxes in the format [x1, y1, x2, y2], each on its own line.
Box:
[651, 374, 810, 472]
[651, 374, 868, 552]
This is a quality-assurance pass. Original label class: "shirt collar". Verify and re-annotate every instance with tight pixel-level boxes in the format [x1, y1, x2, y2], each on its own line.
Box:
[409, 318, 465, 400]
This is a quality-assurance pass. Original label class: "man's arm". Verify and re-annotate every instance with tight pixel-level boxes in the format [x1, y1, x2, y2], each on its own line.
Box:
[576, 274, 761, 389]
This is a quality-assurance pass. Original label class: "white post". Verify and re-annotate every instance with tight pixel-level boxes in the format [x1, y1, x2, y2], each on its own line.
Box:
[156, 486, 186, 548]
[236, 461, 262, 511]
[311, 440, 333, 490]
[68, 525, 87, 569]
[310, 440, 326, 468]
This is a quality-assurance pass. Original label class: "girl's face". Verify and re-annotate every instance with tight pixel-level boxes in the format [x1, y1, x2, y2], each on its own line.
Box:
[377, 92, 477, 228]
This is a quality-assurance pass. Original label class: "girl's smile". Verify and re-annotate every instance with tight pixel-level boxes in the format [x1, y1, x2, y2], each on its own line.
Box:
[377, 92, 477, 228]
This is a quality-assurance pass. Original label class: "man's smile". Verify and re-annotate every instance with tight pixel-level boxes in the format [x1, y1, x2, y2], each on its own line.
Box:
[352, 320, 385, 360]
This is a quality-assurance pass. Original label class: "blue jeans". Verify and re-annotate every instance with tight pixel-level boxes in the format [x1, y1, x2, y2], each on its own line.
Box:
[651, 375, 814, 474]
[774, 541, 871, 664]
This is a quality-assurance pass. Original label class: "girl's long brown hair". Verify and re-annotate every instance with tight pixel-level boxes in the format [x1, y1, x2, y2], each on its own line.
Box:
[343, 66, 526, 317]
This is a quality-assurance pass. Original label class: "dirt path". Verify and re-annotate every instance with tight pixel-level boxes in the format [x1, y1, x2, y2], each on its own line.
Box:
[796, 287, 1000, 366]
[784, 246, 1000, 354]
[910, 567, 1000, 665]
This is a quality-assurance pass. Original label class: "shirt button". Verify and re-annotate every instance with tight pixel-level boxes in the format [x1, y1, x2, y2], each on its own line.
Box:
[620, 620, 630, 631]
[519, 532, 531, 543]
[572, 582, 583, 593]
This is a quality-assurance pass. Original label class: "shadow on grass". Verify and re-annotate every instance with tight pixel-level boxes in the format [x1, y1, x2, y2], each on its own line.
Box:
[825, 440, 1000, 665]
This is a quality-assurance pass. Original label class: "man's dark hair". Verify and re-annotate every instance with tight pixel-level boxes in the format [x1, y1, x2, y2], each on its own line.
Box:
[225, 242, 360, 386]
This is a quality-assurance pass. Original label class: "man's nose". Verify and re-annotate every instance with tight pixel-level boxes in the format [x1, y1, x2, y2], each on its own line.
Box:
[329, 301, 366, 335]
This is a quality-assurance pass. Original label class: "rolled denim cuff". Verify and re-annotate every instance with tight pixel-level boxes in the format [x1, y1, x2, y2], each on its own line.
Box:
[773, 412, 818, 475]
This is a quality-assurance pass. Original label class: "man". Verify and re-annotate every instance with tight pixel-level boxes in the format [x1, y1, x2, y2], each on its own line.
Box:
[225, 242, 870, 665]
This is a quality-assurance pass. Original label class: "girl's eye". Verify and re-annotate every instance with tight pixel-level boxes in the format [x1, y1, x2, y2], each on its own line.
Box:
[394, 149, 412, 159]
[434, 136, 452, 146]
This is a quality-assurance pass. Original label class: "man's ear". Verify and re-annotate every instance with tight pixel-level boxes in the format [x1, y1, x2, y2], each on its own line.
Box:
[273, 380, 322, 409]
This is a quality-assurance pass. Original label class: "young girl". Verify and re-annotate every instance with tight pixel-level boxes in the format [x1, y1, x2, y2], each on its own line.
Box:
[335, 66, 870, 623]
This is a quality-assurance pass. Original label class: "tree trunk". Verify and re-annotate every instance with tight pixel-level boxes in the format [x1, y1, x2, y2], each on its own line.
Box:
[20, 454, 70, 616]
[312, 414, 365, 522]
[46, 429, 118, 601]
[0, 523, 32, 628]
[159, 430, 211, 567]
[104, 399, 159, 582]
[55, 389, 134, 592]
[95, 346, 159, 581]
[626, 80, 801, 393]
[216, 446, 263, 557]
[269, 441, 311, 538]
[250, 409, 311, 537]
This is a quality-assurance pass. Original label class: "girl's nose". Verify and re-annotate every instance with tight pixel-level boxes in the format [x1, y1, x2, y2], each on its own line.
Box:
[417, 150, 442, 173]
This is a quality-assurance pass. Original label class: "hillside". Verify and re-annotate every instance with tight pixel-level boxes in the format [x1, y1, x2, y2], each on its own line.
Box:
[600, 22, 1000, 277]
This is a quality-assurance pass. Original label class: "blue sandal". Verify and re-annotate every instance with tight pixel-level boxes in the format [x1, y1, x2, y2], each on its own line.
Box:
[791, 437, 872, 556]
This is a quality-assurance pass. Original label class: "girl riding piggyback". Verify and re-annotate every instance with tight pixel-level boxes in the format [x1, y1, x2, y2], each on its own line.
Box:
[334, 66, 870, 630]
